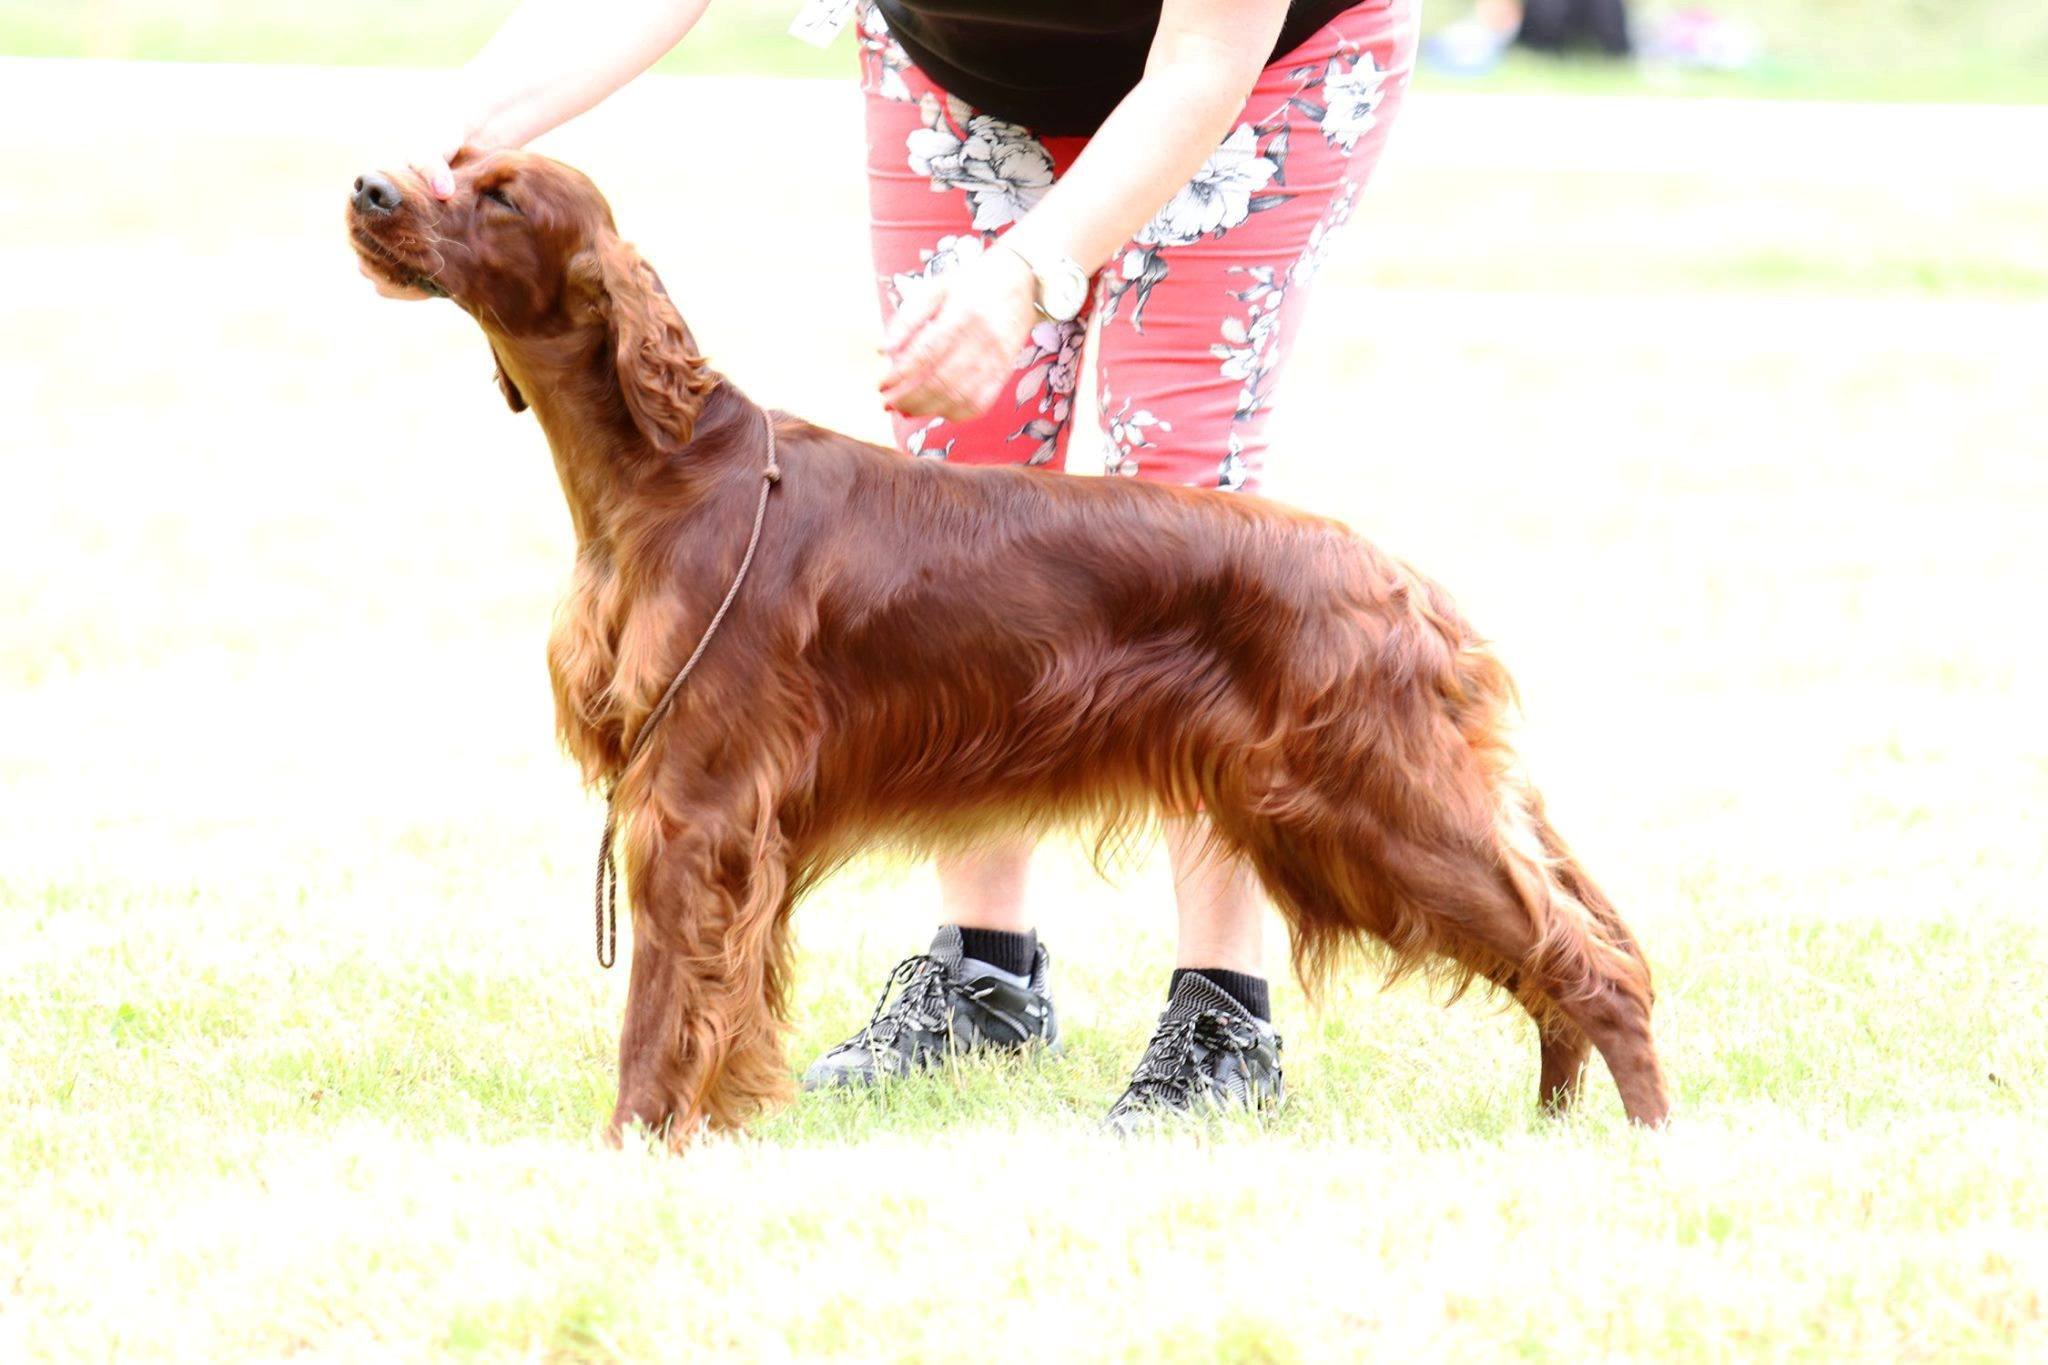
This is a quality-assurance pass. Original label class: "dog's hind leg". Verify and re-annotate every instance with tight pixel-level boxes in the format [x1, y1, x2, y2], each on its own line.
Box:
[1530, 997, 1596, 1115]
[1486, 787, 1669, 1124]
[1465, 959, 1594, 1115]
[1228, 824, 1589, 1114]
[1448, 806, 1668, 1126]
[1218, 789, 1666, 1125]
[1535, 1014, 1596, 1114]
[1510, 805, 1650, 1114]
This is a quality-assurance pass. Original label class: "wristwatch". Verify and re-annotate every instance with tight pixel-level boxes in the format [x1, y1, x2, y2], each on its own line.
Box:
[998, 239, 1089, 324]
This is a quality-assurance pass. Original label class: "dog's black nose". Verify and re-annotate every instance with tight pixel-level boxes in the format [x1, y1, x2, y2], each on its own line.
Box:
[351, 172, 403, 217]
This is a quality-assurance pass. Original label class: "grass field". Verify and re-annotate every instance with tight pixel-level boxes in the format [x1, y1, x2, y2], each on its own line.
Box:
[4, 58, 2048, 1360]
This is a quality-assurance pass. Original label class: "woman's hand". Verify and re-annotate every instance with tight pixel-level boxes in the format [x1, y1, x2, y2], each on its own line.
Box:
[404, 120, 468, 203]
[880, 244, 1040, 421]
[357, 0, 721, 299]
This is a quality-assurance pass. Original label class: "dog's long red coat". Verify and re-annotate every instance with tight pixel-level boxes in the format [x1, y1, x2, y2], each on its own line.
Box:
[348, 151, 1669, 1141]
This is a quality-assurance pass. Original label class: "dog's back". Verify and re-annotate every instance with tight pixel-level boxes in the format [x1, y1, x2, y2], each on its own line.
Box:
[783, 424, 1475, 801]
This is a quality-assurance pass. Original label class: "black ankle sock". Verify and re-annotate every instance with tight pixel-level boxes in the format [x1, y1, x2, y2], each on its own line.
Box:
[954, 925, 1037, 977]
[1173, 967, 1271, 1022]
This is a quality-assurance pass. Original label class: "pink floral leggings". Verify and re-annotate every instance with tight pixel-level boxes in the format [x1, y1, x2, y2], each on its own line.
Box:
[858, 0, 1418, 494]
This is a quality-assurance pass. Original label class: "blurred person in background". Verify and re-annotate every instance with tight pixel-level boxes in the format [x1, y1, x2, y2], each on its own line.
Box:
[367, 0, 1418, 1130]
[1516, 0, 1633, 57]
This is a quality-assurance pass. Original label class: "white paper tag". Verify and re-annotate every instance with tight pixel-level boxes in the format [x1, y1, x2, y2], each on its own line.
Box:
[788, 0, 857, 48]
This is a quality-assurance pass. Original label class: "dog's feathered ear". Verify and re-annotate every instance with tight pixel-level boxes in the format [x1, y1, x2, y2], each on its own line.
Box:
[488, 342, 527, 413]
[579, 233, 715, 451]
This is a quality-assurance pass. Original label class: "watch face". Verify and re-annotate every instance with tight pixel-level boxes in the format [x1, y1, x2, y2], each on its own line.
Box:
[1042, 263, 1088, 323]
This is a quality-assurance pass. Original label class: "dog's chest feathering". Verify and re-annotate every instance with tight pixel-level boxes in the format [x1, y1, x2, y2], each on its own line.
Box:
[546, 549, 633, 785]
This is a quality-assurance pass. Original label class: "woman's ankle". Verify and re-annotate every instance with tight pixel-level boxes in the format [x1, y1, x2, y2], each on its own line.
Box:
[952, 924, 1039, 976]
[935, 837, 1036, 928]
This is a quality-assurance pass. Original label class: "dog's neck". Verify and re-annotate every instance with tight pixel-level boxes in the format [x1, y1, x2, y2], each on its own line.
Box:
[495, 330, 751, 550]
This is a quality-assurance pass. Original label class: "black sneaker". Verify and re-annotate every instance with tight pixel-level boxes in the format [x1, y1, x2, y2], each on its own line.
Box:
[1103, 973, 1284, 1132]
[801, 925, 1059, 1089]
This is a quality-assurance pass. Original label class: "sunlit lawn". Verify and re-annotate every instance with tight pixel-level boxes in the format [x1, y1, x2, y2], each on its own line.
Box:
[2, 63, 2045, 1360]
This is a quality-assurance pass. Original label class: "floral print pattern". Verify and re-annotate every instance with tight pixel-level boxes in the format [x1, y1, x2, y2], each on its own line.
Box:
[1099, 36, 1395, 337]
[1104, 123, 1289, 331]
[856, 3, 913, 103]
[904, 416, 954, 461]
[1280, 41, 1393, 153]
[1211, 265, 1287, 428]
[1009, 318, 1086, 466]
[906, 93, 1055, 233]
[1217, 431, 1250, 494]
[1317, 55, 1390, 151]
[1136, 126, 1283, 247]
[887, 231, 988, 305]
[859, 0, 1416, 493]
[1291, 181, 1361, 287]
[1102, 397, 1171, 479]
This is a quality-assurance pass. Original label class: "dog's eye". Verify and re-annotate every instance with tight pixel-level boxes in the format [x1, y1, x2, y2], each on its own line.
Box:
[482, 186, 522, 215]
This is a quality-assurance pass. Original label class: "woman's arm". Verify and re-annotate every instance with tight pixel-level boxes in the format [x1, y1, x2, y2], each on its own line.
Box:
[1000, 0, 1290, 278]
[365, 0, 710, 297]
[881, 0, 1291, 420]
[405, 0, 714, 199]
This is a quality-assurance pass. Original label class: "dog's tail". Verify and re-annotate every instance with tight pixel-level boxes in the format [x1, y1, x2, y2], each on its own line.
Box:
[1444, 606, 1653, 1014]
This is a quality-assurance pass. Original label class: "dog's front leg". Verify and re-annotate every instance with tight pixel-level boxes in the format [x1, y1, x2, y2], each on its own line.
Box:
[608, 775, 798, 1149]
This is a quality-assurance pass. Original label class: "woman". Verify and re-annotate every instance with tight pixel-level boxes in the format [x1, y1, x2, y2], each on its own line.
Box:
[374, 0, 1416, 1128]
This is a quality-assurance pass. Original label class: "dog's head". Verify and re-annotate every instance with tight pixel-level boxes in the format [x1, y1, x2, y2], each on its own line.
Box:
[346, 149, 715, 448]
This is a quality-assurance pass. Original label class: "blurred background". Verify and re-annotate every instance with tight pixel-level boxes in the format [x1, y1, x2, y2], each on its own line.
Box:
[3, 1, 2045, 1358]
[5, 0, 2045, 97]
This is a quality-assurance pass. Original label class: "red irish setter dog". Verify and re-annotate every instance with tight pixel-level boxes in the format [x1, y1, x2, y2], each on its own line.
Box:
[348, 151, 1669, 1143]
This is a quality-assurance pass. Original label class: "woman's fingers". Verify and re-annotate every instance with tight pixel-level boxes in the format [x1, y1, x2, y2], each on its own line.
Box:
[412, 154, 456, 201]
[881, 302, 1004, 391]
[884, 346, 1008, 420]
[881, 251, 1037, 419]
[880, 311, 967, 393]
[880, 318, 982, 410]
[881, 279, 947, 358]
[402, 118, 468, 200]
[414, 132, 466, 199]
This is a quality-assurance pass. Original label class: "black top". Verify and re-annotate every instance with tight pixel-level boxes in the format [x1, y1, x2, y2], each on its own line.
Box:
[875, 0, 1360, 136]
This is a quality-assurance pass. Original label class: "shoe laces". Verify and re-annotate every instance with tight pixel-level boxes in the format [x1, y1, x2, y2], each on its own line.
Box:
[1121, 1007, 1261, 1108]
[855, 954, 993, 1051]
